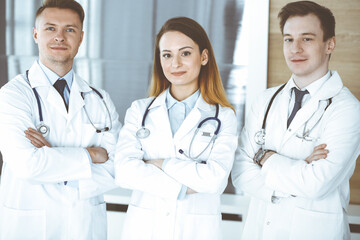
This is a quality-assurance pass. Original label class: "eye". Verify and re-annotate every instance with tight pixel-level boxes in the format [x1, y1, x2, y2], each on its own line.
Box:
[303, 38, 312, 42]
[66, 28, 75, 32]
[181, 51, 191, 57]
[162, 53, 171, 59]
[46, 27, 55, 31]
[284, 38, 293, 43]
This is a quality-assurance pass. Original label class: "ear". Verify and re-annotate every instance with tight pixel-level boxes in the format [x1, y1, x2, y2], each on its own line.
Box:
[326, 36, 336, 54]
[33, 27, 38, 44]
[201, 49, 209, 66]
[79, 31, 84, 45]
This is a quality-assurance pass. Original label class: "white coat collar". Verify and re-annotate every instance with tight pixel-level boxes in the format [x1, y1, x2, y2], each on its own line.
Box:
[281, 70, 343, 144]
[27, 61, 92, 120]
[27, 61, 92, 93]
[149, 88, 213, 112]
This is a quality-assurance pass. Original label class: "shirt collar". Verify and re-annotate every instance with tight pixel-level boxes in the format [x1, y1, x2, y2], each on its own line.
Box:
[166, 88, 200, 110]
[38, 60, 73, 88]
[288, 71, 331, 97]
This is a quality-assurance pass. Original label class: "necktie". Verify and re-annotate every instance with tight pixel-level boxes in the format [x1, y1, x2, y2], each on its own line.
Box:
[53, 79, 68, 111]
[287, 87, 309, 128]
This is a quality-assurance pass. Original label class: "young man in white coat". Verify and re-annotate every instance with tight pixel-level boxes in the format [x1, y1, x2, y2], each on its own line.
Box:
[0, 0, 121, 239]
[232, 1, 360, 239]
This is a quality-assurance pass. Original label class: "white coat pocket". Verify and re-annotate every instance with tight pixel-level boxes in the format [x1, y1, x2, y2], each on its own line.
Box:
[0, 206, 46, 240]
[180, 213, 222, 240]
[121, 204, 155, 240]
[289, 207, 343, 240]
[81, 123, 104, 147]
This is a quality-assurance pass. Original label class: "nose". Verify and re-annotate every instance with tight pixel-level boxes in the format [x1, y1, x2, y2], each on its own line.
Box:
[290, 39, 303, 54]
[54, 31, 65, 42]
[172, 54, 182, 68]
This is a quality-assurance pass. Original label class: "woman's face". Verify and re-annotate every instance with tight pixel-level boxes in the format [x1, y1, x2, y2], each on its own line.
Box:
[159, 31, 208, 91]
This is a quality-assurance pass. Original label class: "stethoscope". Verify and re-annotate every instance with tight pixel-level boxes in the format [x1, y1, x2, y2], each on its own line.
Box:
[25, 70, 112, 137]
[136, 97, 221, 162]
[254, 84, 332, 146]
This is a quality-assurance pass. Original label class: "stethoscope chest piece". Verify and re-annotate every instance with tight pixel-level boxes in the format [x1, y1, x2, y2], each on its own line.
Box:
[136, 127, 150, 139]
[37, 122, 49, 137]
[254, 129, 266, 145]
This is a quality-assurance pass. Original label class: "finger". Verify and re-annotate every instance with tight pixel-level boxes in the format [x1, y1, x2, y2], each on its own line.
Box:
[26, 129, 51, 147]
[309, 153, 327, 161]
[29, 137, 45, 148]
[30, 140, 43, 148]
[313, 144, 327, 151]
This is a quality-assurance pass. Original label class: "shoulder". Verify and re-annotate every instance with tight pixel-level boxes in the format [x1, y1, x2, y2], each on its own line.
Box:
[250, 84, 286, 112]
[0, 74, 33, 99]
[329, 86, 360, 119]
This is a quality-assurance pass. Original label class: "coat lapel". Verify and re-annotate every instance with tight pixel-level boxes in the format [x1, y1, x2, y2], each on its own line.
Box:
[67, 74, 91, 124]
[174, 95, 212, 142]
[281, 71, 343, 145]
[28, 61, 68, 118]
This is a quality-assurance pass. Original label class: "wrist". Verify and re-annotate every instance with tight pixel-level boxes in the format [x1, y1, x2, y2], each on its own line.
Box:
[253, 149, 276, 167]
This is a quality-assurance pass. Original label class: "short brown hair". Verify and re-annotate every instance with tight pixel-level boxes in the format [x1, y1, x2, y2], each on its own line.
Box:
[36, 0, 84, 27]
[278, 1, 335, 41]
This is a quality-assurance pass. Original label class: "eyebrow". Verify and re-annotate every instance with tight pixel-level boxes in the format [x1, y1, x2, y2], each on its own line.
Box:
[44, 23, 80, 29]
[283, 33, 317, 37]
[161, 46, 193, 52]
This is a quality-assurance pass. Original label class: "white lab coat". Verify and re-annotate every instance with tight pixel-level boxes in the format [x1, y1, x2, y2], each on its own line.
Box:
[0, 61, 121, 240]
[232, 71, 360, 240]
[115, 90, 238, 240]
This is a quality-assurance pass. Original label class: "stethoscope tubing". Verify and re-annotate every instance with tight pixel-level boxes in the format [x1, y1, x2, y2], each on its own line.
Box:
[25, 70, 112, 134]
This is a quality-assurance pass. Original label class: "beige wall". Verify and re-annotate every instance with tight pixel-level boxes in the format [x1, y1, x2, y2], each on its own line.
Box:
[268, 0, 360, 204]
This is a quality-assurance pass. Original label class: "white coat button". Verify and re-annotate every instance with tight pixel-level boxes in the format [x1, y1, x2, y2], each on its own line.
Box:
[266, 221, 270, 225]
[288, 129, 292, 132]
[166, 212, 170, 216]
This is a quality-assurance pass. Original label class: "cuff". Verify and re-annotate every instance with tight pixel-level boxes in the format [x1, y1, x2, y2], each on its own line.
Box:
[162, 158, 170, 170]
[177, 185, 187, 200]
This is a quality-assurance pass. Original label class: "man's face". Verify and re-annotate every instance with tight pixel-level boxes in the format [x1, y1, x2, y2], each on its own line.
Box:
[33, 7, 83, 69]
[283, 14, 335, 81]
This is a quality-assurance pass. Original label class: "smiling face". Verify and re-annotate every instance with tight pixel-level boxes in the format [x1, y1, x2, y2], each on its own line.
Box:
[33, 7, 83, 73]
[159, 31, 208, 99]
[283, 14, 335, 86]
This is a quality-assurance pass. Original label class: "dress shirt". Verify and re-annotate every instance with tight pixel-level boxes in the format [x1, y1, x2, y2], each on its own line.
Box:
[287, 71, 331, 117]
[38, 60, 72, 105]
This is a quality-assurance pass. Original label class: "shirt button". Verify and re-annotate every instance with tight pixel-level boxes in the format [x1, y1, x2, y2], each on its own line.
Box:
[266, 221, 271, 225]
[288, 129, 292, 132]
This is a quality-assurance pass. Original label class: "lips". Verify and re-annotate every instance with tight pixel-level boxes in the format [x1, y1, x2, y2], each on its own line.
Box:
[171, 71, 186, 76]
[290, 58, 307, 63]
[50, 45, 68, 50]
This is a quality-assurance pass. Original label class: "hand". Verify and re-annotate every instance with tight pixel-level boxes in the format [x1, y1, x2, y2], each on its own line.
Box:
[144, 159, 164, 169]
[260, 150, 276, 166]
[86, 147, 109, 164]
[186, 187, 197, 194]
[305, 144, 328, 164]
[25, 128, 52, 148]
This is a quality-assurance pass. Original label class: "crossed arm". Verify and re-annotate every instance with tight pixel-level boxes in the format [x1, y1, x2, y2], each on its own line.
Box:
[25, 128, 108, 163]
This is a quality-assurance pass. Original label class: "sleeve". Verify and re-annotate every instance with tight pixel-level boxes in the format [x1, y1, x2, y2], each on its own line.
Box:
[114, 100, 183, 200]
[261, 96, 360, 199]
[0, 79, 91, 183]
[78, 90, 121, 199]
[162, 108, 238, 195]
[231, 96, 274, 202]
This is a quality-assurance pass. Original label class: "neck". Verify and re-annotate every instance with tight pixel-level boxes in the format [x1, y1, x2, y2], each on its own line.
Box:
[170, 84, 198, 101]
[40, 59, 73, 77]
[293, 68, 329, 89]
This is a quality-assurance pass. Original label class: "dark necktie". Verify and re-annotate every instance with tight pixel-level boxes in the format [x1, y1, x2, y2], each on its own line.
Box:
[287, 87, 309, 128]
[53, 79, 68, 111]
